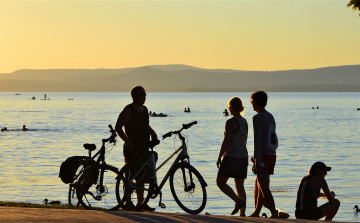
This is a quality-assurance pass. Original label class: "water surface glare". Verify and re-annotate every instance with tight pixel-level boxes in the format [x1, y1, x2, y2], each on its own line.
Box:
[0, 92, 359, 221]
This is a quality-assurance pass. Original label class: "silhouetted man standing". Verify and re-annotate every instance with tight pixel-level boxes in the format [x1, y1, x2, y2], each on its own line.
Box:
[115, 86, 158, 211]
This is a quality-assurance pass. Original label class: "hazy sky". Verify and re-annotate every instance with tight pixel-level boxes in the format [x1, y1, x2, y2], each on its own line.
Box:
[0, 0, 359, 73]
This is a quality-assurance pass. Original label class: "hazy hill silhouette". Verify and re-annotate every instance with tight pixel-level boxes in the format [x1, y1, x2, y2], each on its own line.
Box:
[0, 64, 359, 92]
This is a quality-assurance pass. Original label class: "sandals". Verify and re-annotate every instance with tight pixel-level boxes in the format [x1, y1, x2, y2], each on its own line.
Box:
[231, 199, 245, 215]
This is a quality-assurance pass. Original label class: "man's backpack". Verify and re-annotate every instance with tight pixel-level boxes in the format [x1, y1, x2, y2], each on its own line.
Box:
[265, 123, 278, 153]
[59, 156, 88, 184]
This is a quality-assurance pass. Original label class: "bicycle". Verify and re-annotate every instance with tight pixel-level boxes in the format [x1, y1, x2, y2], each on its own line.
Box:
[68, 124, 127, 211]
[115, 121, 207, 214]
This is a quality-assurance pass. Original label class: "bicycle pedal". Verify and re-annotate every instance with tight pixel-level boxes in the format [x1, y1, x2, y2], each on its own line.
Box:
[159, 203, 166, 209]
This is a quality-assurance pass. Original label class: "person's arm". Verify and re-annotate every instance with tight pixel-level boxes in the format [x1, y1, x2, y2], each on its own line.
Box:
[149, 125, 158, 140]
[253, 115, 262, 169]
[115, 106, 134, 152]
[216, 119, 233, 169]
[320, 178, 336, 202]
[245, 119, 248, 143]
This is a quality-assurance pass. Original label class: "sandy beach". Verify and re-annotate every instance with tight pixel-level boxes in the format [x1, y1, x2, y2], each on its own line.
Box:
[0, 206, 350, 223]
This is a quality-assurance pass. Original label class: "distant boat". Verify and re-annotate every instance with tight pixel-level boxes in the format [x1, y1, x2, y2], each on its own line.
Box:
[15, 93, 21, 95]
[357, 108, 360, 110]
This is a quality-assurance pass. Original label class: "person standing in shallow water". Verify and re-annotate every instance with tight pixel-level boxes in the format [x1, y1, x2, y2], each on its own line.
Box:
[216, 97, 248, 216]
[115, 86, 158, 212]
[295, 162, 340, 221]
[249, 91, 278, 218]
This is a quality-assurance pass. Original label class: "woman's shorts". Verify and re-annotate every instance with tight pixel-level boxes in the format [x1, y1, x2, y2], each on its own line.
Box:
[295, 208, 323, 220]
[218, 156, 248, 179]
[257, 154, 276, 175]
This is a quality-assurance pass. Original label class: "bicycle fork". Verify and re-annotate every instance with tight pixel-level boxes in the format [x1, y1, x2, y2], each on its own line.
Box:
[94, 146, 107, 200]
[95, 165, 106, 200]
[181, 163, 196, 192]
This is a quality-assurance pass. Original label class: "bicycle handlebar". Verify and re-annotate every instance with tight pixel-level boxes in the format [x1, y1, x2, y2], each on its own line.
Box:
[108, 124, 115, 133]
[102, 124, 117, 143]
[162, 121, 197, 140]
[183, 121, 197, 129]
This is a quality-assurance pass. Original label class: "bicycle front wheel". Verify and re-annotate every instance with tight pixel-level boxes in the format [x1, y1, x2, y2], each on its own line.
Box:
[117, 163, 154, 211]
[170, 164, 207, 214]
[76, 165, 121, 211]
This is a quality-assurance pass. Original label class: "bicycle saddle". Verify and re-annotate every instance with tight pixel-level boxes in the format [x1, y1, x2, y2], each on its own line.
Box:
[83, 143, 96, 151]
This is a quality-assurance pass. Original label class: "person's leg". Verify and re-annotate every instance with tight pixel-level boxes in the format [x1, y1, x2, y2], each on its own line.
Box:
[136, 183, 144, 204]
[254, 177, 258, 207]
[249, 178, 265, 217]
[320, 199, 340, 221]
[217, 174, 244, 215]
[234, 178, 246, 216]
[256, 173, 278, 218]
[124, 172, 136, 209]
[216, 175, 240, 203]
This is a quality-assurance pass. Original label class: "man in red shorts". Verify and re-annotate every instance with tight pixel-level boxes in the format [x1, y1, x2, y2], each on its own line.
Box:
[249, 91, 278, 218]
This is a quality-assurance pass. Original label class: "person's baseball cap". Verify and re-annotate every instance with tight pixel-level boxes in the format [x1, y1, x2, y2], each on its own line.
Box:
[310, 161, 331, 175]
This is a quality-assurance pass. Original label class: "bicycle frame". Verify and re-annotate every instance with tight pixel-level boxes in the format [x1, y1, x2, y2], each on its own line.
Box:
[73, 141, 105, 183]
[129, 137, 190, 193]
[120, 121, 208, 214]
[95, 140, 108, 190]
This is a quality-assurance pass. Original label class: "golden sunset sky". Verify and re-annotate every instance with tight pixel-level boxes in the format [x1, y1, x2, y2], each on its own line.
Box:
[0, 0, 359, 73]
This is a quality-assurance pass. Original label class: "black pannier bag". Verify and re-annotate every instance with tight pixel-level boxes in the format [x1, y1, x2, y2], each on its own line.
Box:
[59, 156, 89, 184]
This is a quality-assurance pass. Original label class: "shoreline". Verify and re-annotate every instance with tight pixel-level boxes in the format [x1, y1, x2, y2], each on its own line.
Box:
[0, 206, 351, 223]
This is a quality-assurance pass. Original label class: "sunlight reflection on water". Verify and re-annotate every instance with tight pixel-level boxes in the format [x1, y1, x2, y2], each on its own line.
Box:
[0, 92, 359, 221]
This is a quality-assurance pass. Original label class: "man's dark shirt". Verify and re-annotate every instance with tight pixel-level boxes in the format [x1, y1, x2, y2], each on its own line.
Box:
[123, 104, 150, 157]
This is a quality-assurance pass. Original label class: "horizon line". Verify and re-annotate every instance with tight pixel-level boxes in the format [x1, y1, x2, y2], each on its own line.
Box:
[2, 63, 360, 74]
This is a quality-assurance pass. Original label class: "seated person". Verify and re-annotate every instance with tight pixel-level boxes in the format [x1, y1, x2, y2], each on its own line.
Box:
[22, 125, 28, 131]
[1, 127, 8, 131]
[295, 162, 340, 221]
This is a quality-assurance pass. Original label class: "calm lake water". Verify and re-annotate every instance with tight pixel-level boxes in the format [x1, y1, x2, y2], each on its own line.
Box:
[0, 92, 359, 221]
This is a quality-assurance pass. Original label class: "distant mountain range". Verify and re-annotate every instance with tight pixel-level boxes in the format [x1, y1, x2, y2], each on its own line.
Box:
[0, 64, 359, 92]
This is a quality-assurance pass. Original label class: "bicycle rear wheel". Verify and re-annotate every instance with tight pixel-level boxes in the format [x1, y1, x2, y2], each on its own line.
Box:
[68, 184, 78, 207]
[68, 162, 85, 206]
[169, 164, 207, 214]
[117, 163, 154, 211]
[76, 165, 122, 211]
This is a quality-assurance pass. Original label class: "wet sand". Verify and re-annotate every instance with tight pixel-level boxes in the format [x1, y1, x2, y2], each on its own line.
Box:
[0, 206, 348, 223]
